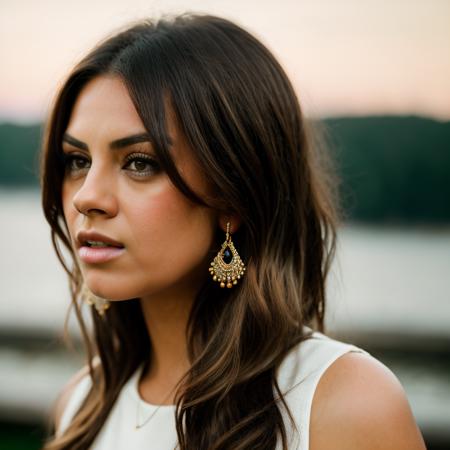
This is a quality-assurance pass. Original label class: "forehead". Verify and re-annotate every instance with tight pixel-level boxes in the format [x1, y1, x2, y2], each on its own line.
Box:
[66, 75, 146, 136]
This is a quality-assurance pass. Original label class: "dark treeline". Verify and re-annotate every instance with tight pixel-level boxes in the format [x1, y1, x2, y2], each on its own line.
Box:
[0, 116, 449, 224]
[322, 116, 450, 224]
[0, 123, 42, 186]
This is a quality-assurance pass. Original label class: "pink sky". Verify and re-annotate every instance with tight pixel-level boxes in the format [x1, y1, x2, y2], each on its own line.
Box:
[1, 0, 449, 122]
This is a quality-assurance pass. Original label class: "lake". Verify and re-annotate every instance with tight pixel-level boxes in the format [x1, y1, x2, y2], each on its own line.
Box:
[1, 189, 449, 338]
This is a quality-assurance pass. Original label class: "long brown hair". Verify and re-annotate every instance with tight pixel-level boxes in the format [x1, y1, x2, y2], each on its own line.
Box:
[40, 13, 339, 450]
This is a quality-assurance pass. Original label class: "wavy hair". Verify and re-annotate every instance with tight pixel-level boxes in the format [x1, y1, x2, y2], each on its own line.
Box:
[40, 13, 340, 450]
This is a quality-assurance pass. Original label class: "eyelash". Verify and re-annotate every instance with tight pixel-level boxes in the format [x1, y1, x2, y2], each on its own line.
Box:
[62, 152, 160, 178]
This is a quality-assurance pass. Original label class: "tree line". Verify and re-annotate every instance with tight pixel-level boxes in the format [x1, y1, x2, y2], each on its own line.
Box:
[0, 116, 449, 224]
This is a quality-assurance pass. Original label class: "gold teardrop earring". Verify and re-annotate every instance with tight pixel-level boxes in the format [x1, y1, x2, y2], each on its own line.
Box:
[209, 222, 246, 288]
[81, 282, 111, 316]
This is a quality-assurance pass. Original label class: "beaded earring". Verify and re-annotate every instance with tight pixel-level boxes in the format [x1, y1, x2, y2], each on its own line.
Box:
[209, 222, 246, 288]
[81, 282, 111, 316]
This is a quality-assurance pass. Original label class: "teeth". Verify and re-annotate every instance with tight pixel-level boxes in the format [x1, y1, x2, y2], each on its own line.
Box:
[86, 240, 112, 247]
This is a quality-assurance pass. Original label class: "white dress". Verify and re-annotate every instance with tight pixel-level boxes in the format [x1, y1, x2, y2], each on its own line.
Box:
[58, 329, 371, 449]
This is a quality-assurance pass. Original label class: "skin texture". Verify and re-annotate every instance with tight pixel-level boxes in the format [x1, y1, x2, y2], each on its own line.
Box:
[310, 352, 427, 450]
[61, 75, 233, 404]
[62, 75, 218, 304]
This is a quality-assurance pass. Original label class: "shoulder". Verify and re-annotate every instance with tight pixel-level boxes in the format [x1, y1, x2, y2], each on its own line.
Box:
[52, 365, 91, 433]
[310, 351, 426, 450]
[277, 329, 369, 392]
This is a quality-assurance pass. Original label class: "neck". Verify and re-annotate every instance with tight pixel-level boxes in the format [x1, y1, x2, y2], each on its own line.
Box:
[138, 287, 195, 402]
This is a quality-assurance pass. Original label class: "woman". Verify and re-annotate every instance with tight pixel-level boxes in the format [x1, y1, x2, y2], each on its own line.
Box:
[40, 13, 425, 450]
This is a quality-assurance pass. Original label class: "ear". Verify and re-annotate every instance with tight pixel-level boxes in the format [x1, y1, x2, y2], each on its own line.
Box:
[218, 214, 242, 234]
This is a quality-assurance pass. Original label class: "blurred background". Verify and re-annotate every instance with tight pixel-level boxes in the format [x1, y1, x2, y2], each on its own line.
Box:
[1, 0, 449, 449]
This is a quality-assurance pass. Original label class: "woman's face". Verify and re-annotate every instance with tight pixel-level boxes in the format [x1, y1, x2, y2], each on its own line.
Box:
[61, 75, 218, 301]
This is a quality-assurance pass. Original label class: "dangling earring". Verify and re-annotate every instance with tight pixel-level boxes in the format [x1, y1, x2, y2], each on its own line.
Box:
[209, 222, 246, 288]
[81, 282, 110, 316]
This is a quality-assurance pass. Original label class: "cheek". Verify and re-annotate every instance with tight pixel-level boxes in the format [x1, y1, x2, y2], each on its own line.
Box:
[61, 183, 76, 234]
[126, 185, 216, 278]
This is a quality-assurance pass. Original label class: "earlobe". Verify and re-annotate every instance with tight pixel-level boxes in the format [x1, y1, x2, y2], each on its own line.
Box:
[218, 214, 242, 233]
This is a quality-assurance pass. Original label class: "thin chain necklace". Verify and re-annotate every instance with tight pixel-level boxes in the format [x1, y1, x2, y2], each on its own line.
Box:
[135, 376, 176, 430]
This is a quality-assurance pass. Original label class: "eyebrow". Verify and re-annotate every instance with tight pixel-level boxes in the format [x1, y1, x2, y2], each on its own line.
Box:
[62, 132, 152, 150]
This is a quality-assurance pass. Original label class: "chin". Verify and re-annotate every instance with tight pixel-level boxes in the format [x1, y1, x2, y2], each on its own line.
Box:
[83, 277, 137, 301]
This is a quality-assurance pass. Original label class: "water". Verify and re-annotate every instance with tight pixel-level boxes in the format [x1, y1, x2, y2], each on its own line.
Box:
[1, 189, 449, 338]
[327, 223, 450, 338]
[0, 190, 69, 334]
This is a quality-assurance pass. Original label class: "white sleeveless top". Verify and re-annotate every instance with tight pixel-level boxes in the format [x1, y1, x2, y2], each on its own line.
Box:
[58, 330, 370, 449]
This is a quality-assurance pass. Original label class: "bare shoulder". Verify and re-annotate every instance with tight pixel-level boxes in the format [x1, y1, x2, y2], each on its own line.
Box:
[310, 351, 426, 450]
[52, 365, 90, 432]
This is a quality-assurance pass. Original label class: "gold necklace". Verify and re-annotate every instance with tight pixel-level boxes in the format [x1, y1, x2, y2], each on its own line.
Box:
[135, 383, 176, 430]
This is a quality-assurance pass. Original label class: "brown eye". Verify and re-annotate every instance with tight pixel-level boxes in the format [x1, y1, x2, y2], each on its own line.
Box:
[124, 153, 160, 177]
[130, 159, 149, 171]
[63, 153, 91, 173]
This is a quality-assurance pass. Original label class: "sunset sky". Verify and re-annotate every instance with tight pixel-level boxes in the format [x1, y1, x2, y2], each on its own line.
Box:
[1, 0, 449, 123]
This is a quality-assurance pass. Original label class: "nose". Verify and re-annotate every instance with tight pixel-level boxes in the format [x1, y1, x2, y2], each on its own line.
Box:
[72, 164, 118, 218]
